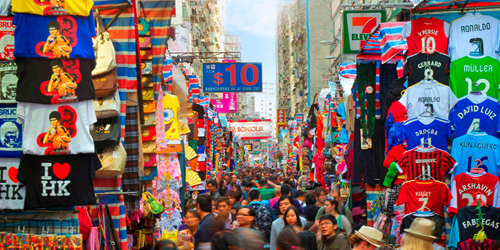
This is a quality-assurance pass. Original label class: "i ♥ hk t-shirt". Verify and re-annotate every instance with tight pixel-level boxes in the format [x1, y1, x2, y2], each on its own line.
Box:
[13, 13, 96, 59]
[16, 58, 96, 104]
[17, 153, 100, 209]
[0, 158, 25, 210]
[16, 100, 96, 155]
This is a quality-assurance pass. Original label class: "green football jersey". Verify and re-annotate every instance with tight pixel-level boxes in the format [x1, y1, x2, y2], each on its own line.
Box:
[449, 56, 500, 99]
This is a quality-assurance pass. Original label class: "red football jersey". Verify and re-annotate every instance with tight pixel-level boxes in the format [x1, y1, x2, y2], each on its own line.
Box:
[449, 172, 500, 214]
[397, 146, 457, 182]
[402, 17, 450, 57]
[396, 179, 452, 216]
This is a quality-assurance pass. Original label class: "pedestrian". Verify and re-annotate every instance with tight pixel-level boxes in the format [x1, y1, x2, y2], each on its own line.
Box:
[219, 178, 228, 197]
[257, 178, 275, 200]
[303, 193, 318, 222]
[270, 196, 307, 250]
[295, 189, 307, 208]
[247, 189, 275, 242]
[317, 214, 350, 250]
[275, 226, 300, 250]
[349, 226, 384, 250]
[328, 188, 353, 223]
[155, 240, 178, 250]
[283, 206, 303, 229]
[234, 207, 266, 250]
[210, 230, 242, 250]
[176, 209, 200, 250]
[269, 186, 282, 207]
[271, 185, 305, 214]
[399, 218, 437, 250]
[206, 179, 220, 200]
[193, 194, 217, 249]
[297, 230, 318, 250]
[216, 197, 235, 230]
[324, 199, 352, 234]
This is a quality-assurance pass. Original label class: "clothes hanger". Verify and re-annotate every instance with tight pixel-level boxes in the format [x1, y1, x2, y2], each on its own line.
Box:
[418, 100, 434, 118]
[473, 195, 488, 243]
[415, 163, 435, 181]
[470, 82, 483, 95]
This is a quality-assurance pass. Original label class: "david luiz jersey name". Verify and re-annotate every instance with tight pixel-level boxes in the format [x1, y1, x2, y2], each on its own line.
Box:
[456, 105, 497, 120]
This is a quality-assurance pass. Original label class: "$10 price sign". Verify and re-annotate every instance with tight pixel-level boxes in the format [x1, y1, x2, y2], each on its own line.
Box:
[203, 63, 263, 92]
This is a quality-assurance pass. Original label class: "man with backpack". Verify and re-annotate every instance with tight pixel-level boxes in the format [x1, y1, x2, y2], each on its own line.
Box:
[247, 189, 276, 243]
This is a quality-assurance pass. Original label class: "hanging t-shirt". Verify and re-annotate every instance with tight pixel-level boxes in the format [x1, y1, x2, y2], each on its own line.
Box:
[396, 179, 452, 216]
[0, 104, 22, 158]
[16, 100, 96, 155]
[404, 52, 450, 86]
[12, 0, 93, 16]
[163, 93, 180, 141]
[16, 58, 96, 104]
[17, 153, 99, 209]
[397, 146, 456, 182]
[0, 61, 18, 104]
[457, 239, 497, 250]
[402, 117, 451, 151]
[13, 13, 96, 59]
[449, 56, 500, 99]
[449, 172, 500, 214]
[402, 17, 450, 57]
[0, 158, 25, 210]
[400, 211, 444, 238]
[448, 13, 500, 61]
[0, 16, 15, 61]
[451, 132, 500, 179]
[398, 80, 457, 120]
[449, 206, 500, 249]
[449, 94, 500, 138]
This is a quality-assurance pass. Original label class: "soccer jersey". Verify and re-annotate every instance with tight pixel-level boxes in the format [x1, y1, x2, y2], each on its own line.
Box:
[457, 239, 497, 250]
[451, 132, 500, 179]
[449, 172, 500, 214]
[399, 80, 457, 120]
[12, 0, 93, 16]
[396, 179, 452, 216]
[400, 211, 445, 238]
[449, 13, 500, 61]
[402, 17, 450, 57]
[449, 56, 500, 99]
[397, 146, 456, 182]
[404, 52, 450, 86]
[403, 117, 451, 151]
[449, 206, 500, 249]
[449, 94, 500, 138]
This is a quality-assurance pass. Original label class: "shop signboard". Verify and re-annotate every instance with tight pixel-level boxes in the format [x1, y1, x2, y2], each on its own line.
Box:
[210, 93, 237, 113]
[343, 10, 386, 54]
[277, 124, 288, 137]
[277, 109, 286, 124]
[203, 63, 263, 92]
[229, 120, 272, 139]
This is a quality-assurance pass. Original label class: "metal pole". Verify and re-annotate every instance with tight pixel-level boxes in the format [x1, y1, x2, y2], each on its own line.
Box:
[233, 139, 238, 175]
[180, 141, 187, 216]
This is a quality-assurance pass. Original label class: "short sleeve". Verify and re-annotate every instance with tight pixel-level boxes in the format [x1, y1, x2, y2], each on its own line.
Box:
[442, 151, 457, 173]
[86, 100, 97, 127]
[395, 183, 409, 206]
[17, 155, 27, 184]
[315, 206, 325, 221]
[448, 23, 455, 59]
[396, 151, 409, 173]
[443, 21, 450, 38]
[398, 91, 409, 110]
[401, 21, 412, 39]
[448, 88, 458, 112]
[15, 103, 25, 124]
[89, 11, 97, 37]
[443, 183, 452, 207]
[448, 177, 458, 214]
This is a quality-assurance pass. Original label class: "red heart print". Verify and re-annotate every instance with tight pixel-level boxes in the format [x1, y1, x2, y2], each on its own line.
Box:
[53, 163, 70, 180]
[8, 167, 18, 183]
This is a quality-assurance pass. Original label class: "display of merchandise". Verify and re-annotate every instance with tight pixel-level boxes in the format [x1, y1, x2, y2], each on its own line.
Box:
[457, 239, 498, 250]
[448, 13, 500, 61]
[401, 116, 451, 151]
[402, 17, 450, 57]
[0, 158, 24, 210]
[12, 0, 94, 16]
[396, 145, 456, 182]
[0, 104, 22, 157]
[404, 52, 450, 86]
[398, 79, 457, 119]
[396, 179, 452, 216]
[449, 206, 500, 249]
[449, 56, 500, 99]
[449, 172, 500, 213]
[400, 211, 445, 238]
[449, 94, 500, 138]
[450, 132, 500, 178]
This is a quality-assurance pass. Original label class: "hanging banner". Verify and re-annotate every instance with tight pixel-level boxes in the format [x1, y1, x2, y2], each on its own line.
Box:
[211, 93, 238, 113]
[203, 63, 263, 92]
[342, 10, 386, 54]
[168, 26, 191, 53]
[229, 120, 272, 140]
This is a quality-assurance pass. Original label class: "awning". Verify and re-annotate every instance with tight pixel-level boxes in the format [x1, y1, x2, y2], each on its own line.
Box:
[357, 22, 407, 63]
[413, 0, 500, 9]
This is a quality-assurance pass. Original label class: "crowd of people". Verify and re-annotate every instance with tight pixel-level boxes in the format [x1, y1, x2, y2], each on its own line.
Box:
[154, 167, 442, 250]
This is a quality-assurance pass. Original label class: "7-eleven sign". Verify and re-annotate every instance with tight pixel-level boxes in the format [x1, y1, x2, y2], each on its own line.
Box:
[343, 10, 386, 54]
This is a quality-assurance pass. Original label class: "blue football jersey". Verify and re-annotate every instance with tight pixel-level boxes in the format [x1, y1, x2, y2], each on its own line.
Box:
[451, 132, 500, 179]
[449, 94, 500, 138]
[403, 117, 451, 151]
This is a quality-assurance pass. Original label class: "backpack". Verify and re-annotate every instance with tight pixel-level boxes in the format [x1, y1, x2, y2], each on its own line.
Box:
[255, 204, 272, 242]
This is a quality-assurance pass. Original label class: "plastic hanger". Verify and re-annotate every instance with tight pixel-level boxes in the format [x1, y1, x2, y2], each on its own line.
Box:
[473, 196, 487, 243]
[470, 82, 483, 95]
[419, 100, 434, 118]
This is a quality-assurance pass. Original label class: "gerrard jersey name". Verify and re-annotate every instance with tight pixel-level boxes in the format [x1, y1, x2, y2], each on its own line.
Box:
[418, 61, 442, 69]
[457, 105, 497, 120]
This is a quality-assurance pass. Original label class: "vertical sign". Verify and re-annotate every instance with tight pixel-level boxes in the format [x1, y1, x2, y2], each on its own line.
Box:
[343, 10, 386, 54]
[277, 109, 286, 124]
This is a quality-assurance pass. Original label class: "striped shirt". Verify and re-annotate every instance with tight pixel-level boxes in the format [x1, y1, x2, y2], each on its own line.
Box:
[457, 239, 497, 250]
[397, 146, 457, 182]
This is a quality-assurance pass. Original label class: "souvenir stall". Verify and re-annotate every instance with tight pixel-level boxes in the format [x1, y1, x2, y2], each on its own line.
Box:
[345, 0, 500, 249]
[0, 0, 193, 249]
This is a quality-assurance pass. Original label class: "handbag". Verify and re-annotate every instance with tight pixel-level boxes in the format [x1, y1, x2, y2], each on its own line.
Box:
[142, 191, 163, 214]
[139, 36, 152, 49]
[94, 90, 120, 119]
[77, 206, 93, 241]
[138, 3, 151, 36]
[96, 143, 127, 178]
[86, 226, 100, 250]
[93, 67, 118, 98]
[91, 116, 121, 150]
[92, 10, 116, 76]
